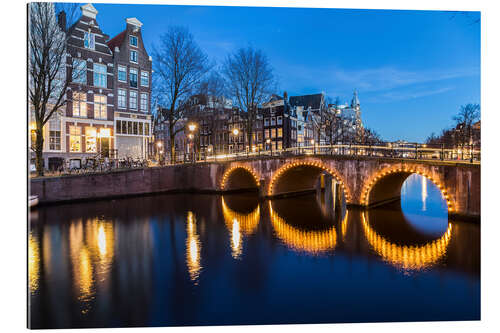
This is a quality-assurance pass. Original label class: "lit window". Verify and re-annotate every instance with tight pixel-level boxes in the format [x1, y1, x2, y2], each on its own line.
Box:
[72, 59, 86, 84]
[271, 129, 276, 138]
[118, 65, 127, 82]
[85, 127, 97, 153]
[140, 93, 148, 112]
[129, 68, 138, 88]
[130, 50, 138, 63]
[84, 31, 95, 50]
[129, 90, 137, 110]
[141, 71, 149, 86]
[278, 128, 283, 137]
[48, 113, 61, 151]
[118, 89, 126, 108]
[145, 123, 150, 136]
[139, 122, 143, 135]
[94, 94, 107, 119]
[130, 35, 138, 47]
[69, 126, 82, 152]
[93, 63, 107, 88]
[72, 92, 87, 117]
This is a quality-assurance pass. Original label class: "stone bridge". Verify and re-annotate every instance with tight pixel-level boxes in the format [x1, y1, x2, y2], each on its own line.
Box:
[210, 155, 480, 219]
[30, 155, 480, 219]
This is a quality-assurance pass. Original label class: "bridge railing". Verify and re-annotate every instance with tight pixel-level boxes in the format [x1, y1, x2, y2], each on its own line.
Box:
[171, 143, 480, 165]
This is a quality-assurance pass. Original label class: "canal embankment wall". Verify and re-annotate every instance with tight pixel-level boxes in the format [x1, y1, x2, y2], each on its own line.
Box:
[30, 165, 221, 205]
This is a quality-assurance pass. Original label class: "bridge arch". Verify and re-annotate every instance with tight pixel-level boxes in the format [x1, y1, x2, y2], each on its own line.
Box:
[220, 165, 260, 191]
[267, 160, 351, 201]
[360, 166, 455, 212]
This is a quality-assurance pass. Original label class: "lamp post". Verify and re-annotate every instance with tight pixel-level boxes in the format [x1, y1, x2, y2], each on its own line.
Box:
[187, 122, 197, 162]
[156, 141, 163, 164]
[232, 128, 239, 155]
[266, 138, 272, 156]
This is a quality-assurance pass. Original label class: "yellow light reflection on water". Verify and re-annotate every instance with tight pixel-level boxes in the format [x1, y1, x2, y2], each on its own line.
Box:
[221, 197, 260, 259]
[269, 201, 337, 254]
[186, 211, 202, 283]
[361, 212, 452, 271]
[28, 233, 40, 295]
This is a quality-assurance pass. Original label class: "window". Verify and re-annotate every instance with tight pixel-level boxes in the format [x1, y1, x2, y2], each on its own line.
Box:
[93, 63, 107, 88]
[69, 126, 82, 152]
[118, 65, 127, 82]
[116, 120, 122, 134]
[139, 122, 143, 135]
[264, 118, 269, 126]
[133, 122, 138, 135]
[130, 35, 138, 47]
[271, 117, 276, 126]
[271, 129, 276, 138]
[94, 94, 107, 119]
[48, 114, 61, 151]
[130, 50, 138, 63]
[140, 93, 148, 112]
[129, 68, 138, 88]
[145, 123, 150, 136]
[277, 116, 283, 125]
[84, 31, 95, 50]
[85, 127, 97, 153]
[278, 128, 283, 138]
[265, 129, 270, 138]
[127, 121, 133, 134]
[141, 71, 149, 86]
[129, 90, 137, 110]
[122, 121, 127, 134]
[118, 89, 126, 109]
[72, 92, 87, 117]
[72, 59, 87, 84]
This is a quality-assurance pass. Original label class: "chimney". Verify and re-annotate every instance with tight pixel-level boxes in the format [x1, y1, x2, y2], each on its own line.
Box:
[58, 10, 66, 32]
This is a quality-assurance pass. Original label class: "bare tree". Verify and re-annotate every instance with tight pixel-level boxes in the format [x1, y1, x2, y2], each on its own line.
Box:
[222, 47, 274, 149]
[28, 3, 81, 176]
[152, 26, 211, 163]
[453, 103, 480, 147]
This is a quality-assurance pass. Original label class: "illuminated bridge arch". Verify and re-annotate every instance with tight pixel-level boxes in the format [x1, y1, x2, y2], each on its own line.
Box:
[269, 201, 339, 254]
[220, 165, 261, 191]
[360, 166, 455, 213]
[361, 212, 453, 270]
[267, 160, 351, 201]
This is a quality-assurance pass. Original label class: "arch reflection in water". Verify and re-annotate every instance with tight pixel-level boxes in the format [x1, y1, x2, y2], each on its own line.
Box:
[68, 218, 115, 314]
[185, 211, 202, 283]
[269, 201, 340, 255]
[28, 233, 40, 295]
[401, 174, 449, 237]
[361, 212, 452, 271]
[221, 196, 260, 259]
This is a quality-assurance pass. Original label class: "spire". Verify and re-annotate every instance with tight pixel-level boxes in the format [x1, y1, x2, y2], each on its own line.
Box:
[351, 89, 360, 109]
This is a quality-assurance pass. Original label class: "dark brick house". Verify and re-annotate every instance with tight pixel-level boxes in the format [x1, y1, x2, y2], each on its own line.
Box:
[260, 93, 297, 151]
[107, 17, 153, 159]
[63, 3, 115, 166]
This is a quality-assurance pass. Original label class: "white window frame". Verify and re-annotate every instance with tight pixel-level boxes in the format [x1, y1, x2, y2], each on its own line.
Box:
[140, 93, 148, 112]
[84, 31, 95, 50]
[72, 59, 87, 84]
[129, 68, 138, 88]
[93, 63, 107, 88]
[140, 71, 149, 87]
[117, 65, 127, 82]
[129, 35, 138, 47]
[130, 50, 138, 63]
[72, 92, 87, 118]
[129, 90, 138, 110]
[94, 94, 107, 120]
[117, 89, 127, 109]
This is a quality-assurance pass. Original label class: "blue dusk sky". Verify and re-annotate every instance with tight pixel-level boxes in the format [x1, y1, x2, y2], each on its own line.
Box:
[72, 3, 480, 142]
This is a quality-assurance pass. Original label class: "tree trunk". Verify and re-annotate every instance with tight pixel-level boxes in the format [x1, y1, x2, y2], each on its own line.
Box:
[169, 134, 176, 164]
[35, 126, 44, 177]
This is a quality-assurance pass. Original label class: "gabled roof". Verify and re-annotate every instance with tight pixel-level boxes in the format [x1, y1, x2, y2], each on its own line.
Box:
[289, 93, 323, 110]
[107, 30, 126, 51]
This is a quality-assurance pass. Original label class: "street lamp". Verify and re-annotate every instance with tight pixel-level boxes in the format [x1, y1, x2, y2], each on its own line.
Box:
[231, 128, 240, 154]
[187, 122, 198, 162]
[188, 123, 197, 132]
[266, 138, 272, 156]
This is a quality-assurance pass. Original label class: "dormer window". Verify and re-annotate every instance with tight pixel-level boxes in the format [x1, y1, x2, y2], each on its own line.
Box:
[84, 31, 95, 50]
[130, 50, 138, 63]
[130, 35, 138, 47]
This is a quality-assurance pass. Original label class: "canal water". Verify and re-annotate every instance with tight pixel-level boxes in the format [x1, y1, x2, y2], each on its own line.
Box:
[28, 174, 480, 328]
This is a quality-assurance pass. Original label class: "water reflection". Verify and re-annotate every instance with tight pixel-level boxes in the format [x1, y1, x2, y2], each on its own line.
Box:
[401, 174, 448, 236]
[362, 211, 452, 271]
[221, 196, 260, 259]
[28, 233, 40, 295]
[185, 211, 202, 283]
[269, 200, 339, 254]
